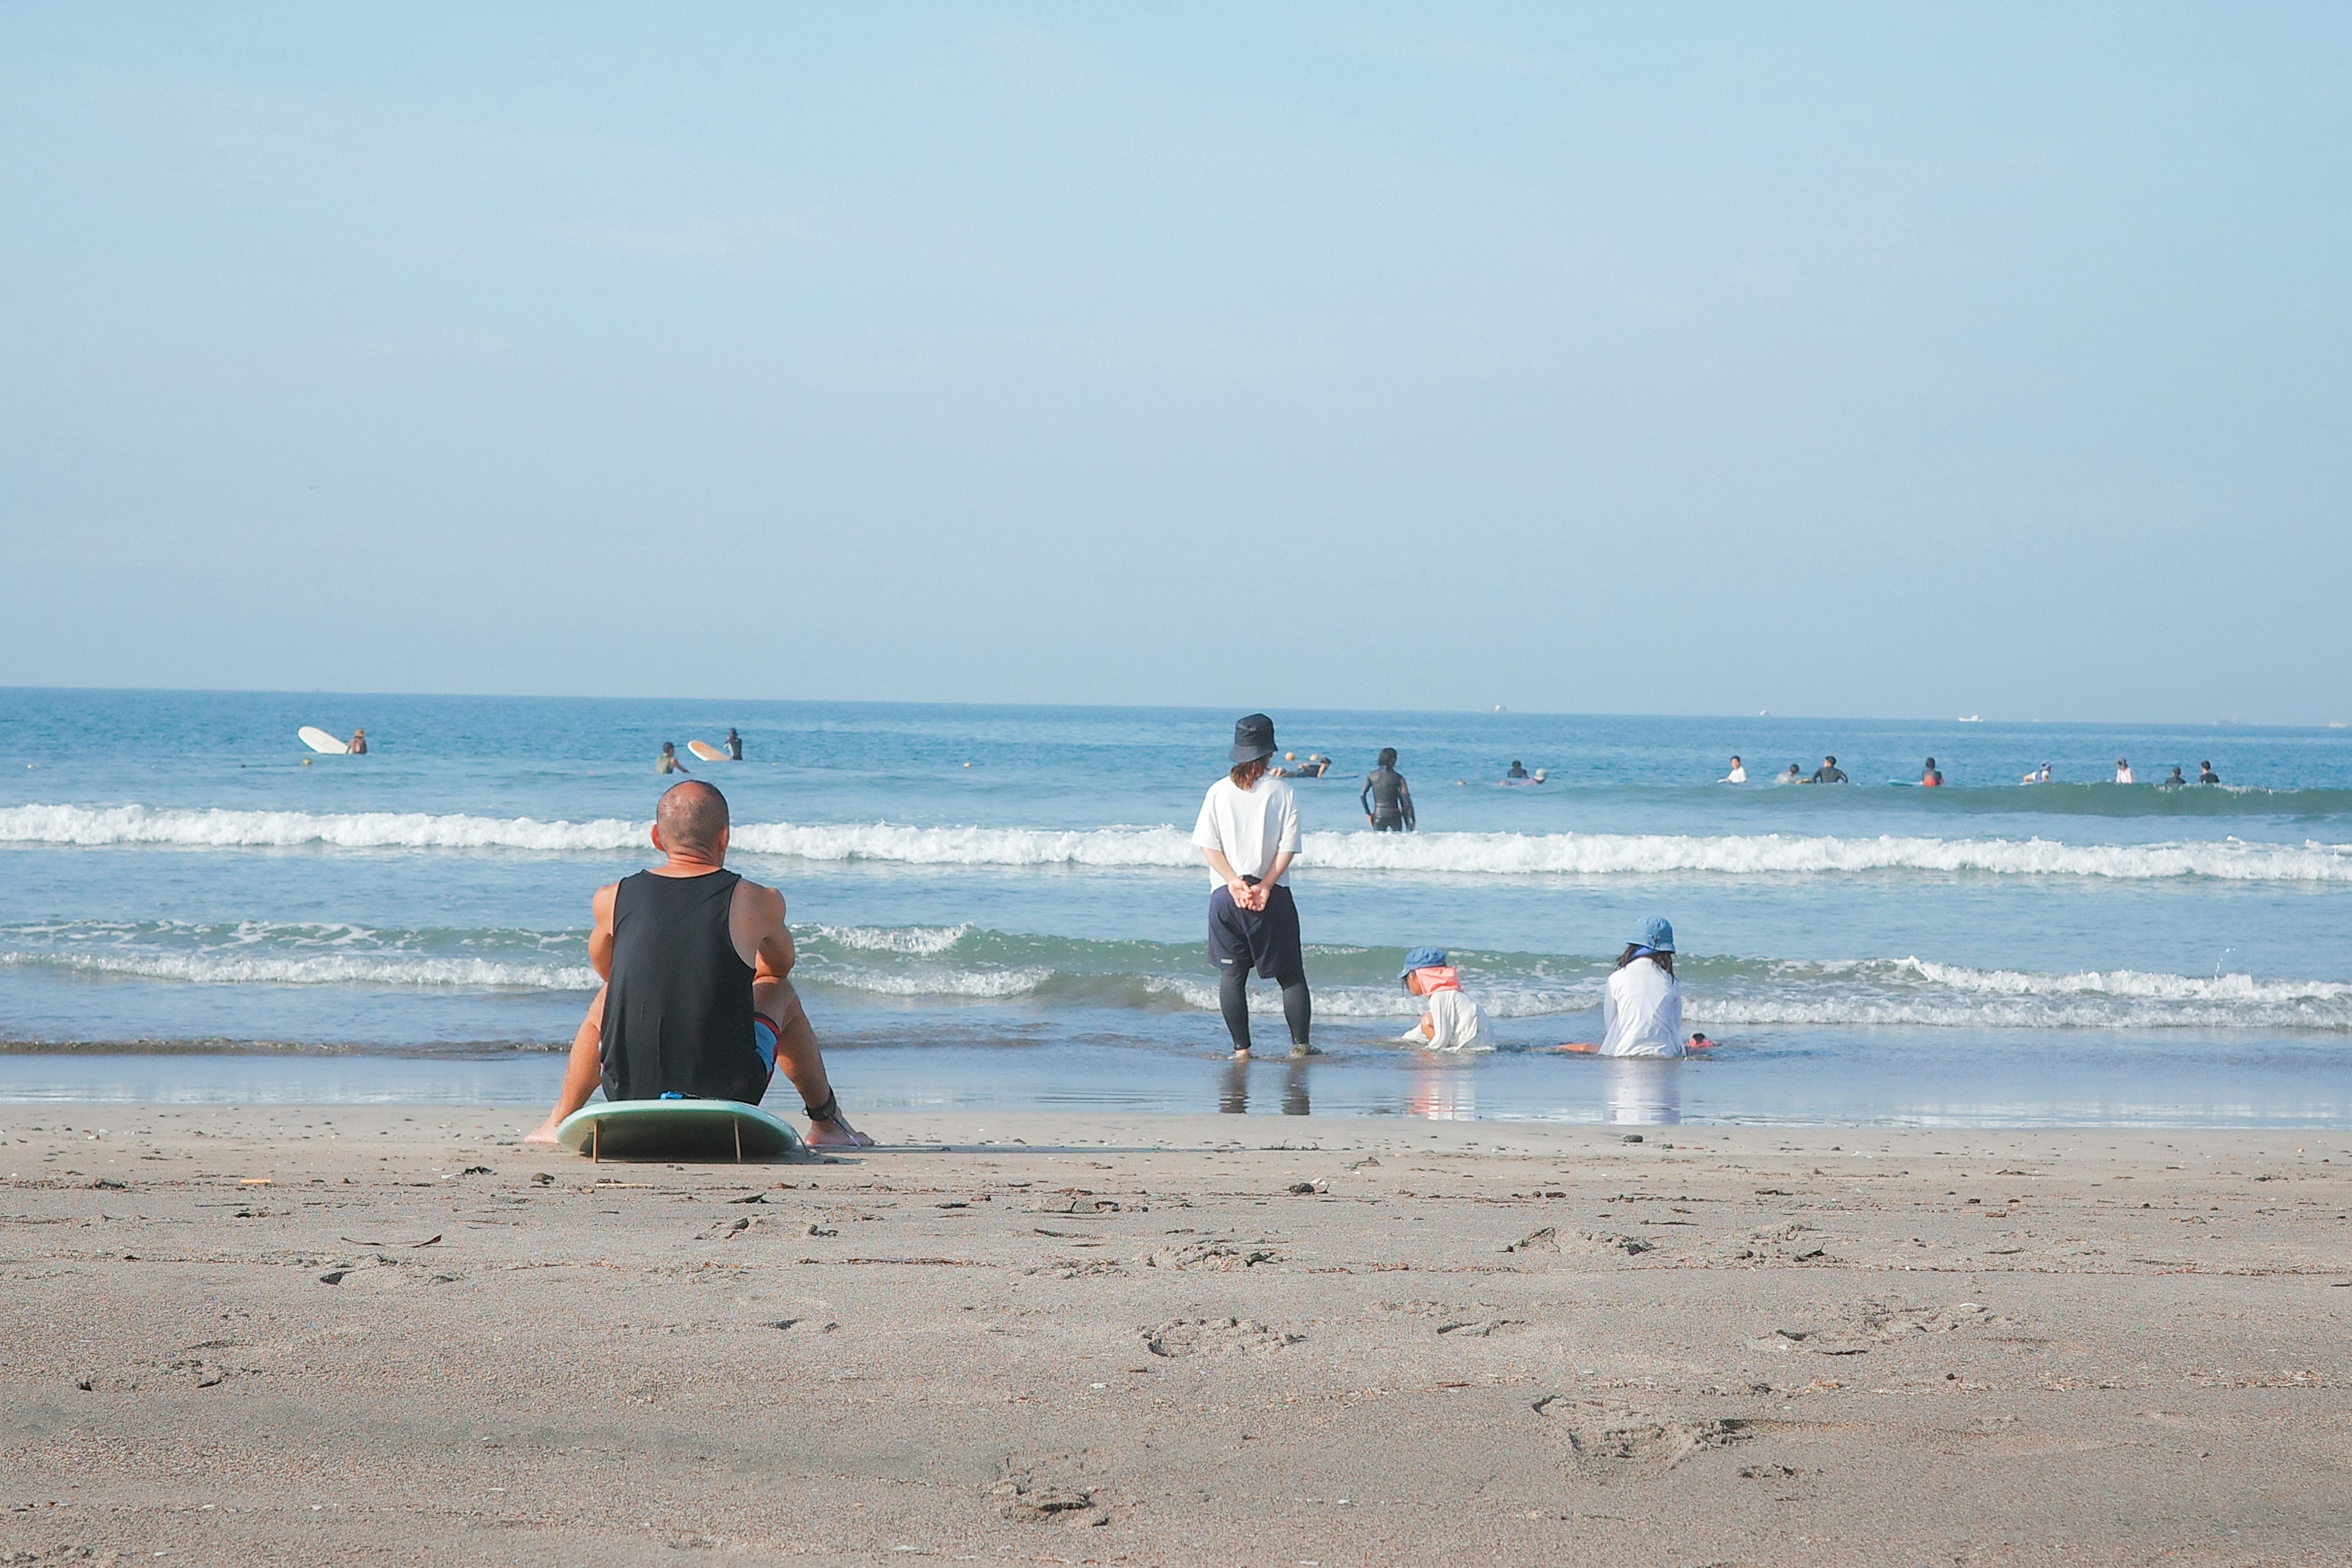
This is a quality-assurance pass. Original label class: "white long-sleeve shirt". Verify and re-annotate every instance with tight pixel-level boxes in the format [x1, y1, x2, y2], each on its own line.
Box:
[1395, 987, 1495, 1052]
[1600, 957, 1684, 1058]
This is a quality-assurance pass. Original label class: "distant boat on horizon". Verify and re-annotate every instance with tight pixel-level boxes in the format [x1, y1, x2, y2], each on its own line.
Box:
[1958, 714, 1983, 723]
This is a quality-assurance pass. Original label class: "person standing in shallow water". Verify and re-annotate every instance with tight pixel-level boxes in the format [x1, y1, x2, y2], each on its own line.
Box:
[1362, 748, 1415, 832]
[1194, 714, 1314, 1060]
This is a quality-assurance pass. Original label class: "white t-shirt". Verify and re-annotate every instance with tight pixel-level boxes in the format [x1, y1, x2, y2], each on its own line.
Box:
[2114, 765, 2135, 784]
[1191, 774, 1302, 889]
[1400, 987, 1494, 1052]
[1600, 957, 1684, 1058]
[1722, 764, 1747, 783]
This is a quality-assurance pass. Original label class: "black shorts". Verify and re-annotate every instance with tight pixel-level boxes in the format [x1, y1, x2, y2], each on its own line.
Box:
[1208, 881, 1305, 984]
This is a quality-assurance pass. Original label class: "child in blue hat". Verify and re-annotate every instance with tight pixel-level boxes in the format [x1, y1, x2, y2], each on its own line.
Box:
[1395, 946, 1494, 1052]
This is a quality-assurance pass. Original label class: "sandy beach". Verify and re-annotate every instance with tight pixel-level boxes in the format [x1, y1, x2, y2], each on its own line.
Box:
[0, 1109, 2344, 1566]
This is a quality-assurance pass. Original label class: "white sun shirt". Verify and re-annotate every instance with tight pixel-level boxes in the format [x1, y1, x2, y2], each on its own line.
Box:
[1408, 987, 1495, 1052]
[1600, 957, 1684, 1058]
[1191, 774, 1302, 888]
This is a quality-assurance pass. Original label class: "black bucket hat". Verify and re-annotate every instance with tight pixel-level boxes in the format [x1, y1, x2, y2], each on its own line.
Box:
[1229, 713, 1276, 764]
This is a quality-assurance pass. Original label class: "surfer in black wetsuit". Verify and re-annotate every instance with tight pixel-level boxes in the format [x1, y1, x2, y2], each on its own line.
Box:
[524, 780, 870, 1148]
[724, 728, 742, 761]
[1506, 760, 1529, 780]
[1362, 748, 1415, 832]
[2199, 760, 2220, 784]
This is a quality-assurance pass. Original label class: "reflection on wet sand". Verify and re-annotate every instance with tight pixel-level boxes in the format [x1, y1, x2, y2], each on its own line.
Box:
[1217, 1057, 1313, 1116]
[1408, 1061, 1476, 1121]
[1604, 1057, 1683, 1125]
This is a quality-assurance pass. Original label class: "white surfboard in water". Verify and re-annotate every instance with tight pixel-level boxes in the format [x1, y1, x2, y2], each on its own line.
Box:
[298, 727, 349, 755]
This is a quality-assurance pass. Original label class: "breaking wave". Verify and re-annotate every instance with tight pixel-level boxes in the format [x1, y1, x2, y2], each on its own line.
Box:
[7, 804, 2351, 883]
[7, 919, 2346, 1031]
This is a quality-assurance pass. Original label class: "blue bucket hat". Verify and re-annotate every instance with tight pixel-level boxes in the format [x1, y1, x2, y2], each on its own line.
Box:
[1398, 944, 1449, 980]
[1631, 916, 1675, 954]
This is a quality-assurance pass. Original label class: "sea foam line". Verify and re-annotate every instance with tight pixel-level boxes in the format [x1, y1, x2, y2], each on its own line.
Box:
[7, 803, 2351, 882]
[0, 951, 598, 990]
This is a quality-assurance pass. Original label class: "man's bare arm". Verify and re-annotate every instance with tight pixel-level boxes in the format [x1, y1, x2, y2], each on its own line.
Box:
[747, 883, 797, 982]
[587, 882, 619, 981]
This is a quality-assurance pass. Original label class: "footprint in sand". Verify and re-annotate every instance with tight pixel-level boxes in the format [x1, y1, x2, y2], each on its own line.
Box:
[1505, 1226, 1654, 1257]
[1142, 1317, 1302, 1358]
[993, 1453, 1114, 1528]
[1532, 1396, 1751, 1480]
[1767, 1299, 2012, 1354]
[1144, 1242, 1281, 1271]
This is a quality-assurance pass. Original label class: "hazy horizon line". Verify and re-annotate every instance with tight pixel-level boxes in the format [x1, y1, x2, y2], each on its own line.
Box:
[2, 684, 2339, 734]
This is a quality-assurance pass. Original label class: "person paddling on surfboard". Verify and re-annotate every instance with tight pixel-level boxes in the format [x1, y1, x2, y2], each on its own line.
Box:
[524, 780, 872, 1148]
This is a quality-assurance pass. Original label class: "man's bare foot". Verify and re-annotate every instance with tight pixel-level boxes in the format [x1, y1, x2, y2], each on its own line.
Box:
[807, 1112, 875, 1149]
[523, 1120, 562, 1145]
[1231, 1047, 1251, 1060]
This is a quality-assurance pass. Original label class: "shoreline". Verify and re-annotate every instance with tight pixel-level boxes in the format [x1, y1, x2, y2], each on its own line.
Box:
[2, 1107, 2346, 1564]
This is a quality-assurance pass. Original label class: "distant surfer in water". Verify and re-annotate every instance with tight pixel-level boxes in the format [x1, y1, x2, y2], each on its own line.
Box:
[2199, 760, 2220, 784]
[1722, 756, 1746, 783]
[724, 728, 742, 761]
[1920, 756, 1942, 786]
[1362, 748, 1415, 832]
[1194, 714, 1314, 1060]
[2114, 758, 2135, 785]
[347, 728, 368, 756]
[1506, 760, 1529, 780]
[1809, 755, 1849, 784]
[2022, 761, 2052, 783]
[657, 742, 689, 775]
[524, 780, 870, 1148]
[2162, 766, 2187, 787]
[1778, 763, 1803, 785]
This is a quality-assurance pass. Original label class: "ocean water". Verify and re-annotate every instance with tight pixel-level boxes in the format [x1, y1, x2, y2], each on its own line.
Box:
[3, 688, 2348, 1127]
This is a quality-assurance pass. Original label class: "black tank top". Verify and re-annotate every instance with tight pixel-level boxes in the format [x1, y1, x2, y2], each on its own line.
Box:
[600, 869, 766, 1103]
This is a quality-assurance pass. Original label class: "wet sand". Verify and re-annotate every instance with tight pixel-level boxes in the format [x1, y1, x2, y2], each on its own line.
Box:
[2, 1107, 2348, 1566]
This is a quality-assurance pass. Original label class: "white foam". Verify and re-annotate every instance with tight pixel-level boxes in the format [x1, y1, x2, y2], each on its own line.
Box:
[1891, 957, 2352, 1005]
[0, 951, 597, 990]
[10, 804, 2351, 883]
[805, 924, 975, 957]
[0, 804, 644, 853]
[809, 965, 1049, 1000]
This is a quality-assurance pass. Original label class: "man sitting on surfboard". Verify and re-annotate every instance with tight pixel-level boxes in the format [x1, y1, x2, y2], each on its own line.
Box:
[524, 780, 872, 1148]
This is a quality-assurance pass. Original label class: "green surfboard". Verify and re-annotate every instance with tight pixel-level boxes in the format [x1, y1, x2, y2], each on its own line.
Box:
[556, 1099, 804, 1162]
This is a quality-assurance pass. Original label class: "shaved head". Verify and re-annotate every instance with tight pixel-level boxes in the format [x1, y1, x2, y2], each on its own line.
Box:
[655, 780, 729, 858]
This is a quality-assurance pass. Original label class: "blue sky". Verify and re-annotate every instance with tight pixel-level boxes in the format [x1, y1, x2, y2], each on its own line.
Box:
[3, 5, 2346, 722]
